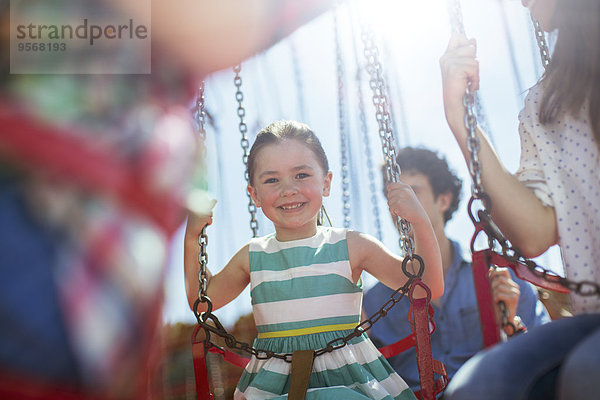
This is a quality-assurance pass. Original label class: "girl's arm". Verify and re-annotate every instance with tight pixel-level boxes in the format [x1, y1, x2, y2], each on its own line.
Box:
[184, 213, 250, 311]
[440, 32, 558, 257]
[349, 182, 444, 300]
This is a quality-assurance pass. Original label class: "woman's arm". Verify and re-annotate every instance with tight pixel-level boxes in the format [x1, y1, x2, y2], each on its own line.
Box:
[440, 32, 558, 257]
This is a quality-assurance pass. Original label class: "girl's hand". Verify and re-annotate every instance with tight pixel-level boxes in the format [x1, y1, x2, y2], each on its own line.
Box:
[489, 267, 521, 331]
[187, 211, 213, 236]
[186, 198, 216, 238]
[386, 181, 428, 226]
[439, 32, 479, 137]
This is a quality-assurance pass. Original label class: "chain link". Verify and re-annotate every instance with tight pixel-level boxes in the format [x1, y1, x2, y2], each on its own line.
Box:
[506, 248, 600, 298]
[530, 15, 550, 71]
[195, 81, 207, 139]
[448, 0, 485, 198]
[233, 64, 259, 237]
[290, 39, 306, 122]
[197, 227, 209, 299]
[347, 2, 383, 240]
[360, 25, 414, 258]
[194, 84, 210, 301]
[351, 33, 383, 240]
[195, 275, 416, 363]
[452, 0, 599, 325]
[449, 0, 517, 330]
[463, 87, 484, 197]
[194, 42, 431, 360]
[447, 0, 466, 35]
[334, 10, 351, 229]
[193, 81, 209, 177]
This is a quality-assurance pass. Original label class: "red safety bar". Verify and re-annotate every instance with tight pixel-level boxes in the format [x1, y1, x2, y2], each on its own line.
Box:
[470, 211, 570, 347]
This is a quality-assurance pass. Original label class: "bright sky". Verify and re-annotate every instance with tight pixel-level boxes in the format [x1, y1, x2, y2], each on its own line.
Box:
[163, 0, 562, 327]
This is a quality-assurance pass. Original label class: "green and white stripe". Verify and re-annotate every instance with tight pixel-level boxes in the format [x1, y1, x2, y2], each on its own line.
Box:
[235, 227, 415, 399]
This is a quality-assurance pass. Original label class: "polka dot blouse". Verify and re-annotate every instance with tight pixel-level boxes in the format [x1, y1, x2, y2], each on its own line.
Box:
[515, 83, 600, 314]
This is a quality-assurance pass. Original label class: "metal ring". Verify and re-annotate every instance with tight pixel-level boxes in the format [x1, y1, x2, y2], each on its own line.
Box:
[402, 254, 425, 279]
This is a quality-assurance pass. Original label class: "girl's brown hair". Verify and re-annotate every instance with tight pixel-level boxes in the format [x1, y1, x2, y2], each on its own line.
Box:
[247, 120, 329, 186]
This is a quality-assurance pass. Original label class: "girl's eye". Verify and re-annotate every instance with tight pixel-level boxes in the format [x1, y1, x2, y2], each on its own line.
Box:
[264, 178, 278, 184]
[296, 173, 310, 179]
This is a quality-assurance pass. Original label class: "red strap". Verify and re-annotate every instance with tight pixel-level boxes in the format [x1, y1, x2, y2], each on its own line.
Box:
[191, 323, 250, 399]
[413, 360, 449, 400]
[192, 341, 213, 400]
[208, 346, 250, 369]
[378, 333, 416, 359]
[472, 250, 502, 347]
[191, 325, 213, 400]
[412, 297, 435, 400]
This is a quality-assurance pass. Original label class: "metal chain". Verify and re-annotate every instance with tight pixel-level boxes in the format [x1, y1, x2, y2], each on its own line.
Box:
[530, 15, 550, 71]
[195, 81, 207, 139]
[193, 238, 433, 365]
[447, 0, 466, 35]
[194, 83, 210, 301]
[463, 87, 484, 197]
[448, 0, 507, 329]
[505, 247, 600, 298]
[195, 275, 417, 363]
[358, 72, 384, 240]
[193, 221, 423, 363]
[360, 25, 414, 258]
[526, 16, 600, 297]
[348, 5, 383, 241]
[448, 0, 486, 199]
[334, 9, 351, 228]
[197, 227, 209, 300]
[290, 39, 306, 122]
[474, 207, 600, 298]
[192, 81, 209, 176]
[233, 64, 259, 237]
[193, 28, 431, 363]
[451, 1, 600, 331]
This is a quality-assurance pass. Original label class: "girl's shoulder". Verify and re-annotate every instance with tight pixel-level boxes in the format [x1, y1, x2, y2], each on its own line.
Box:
[320, 226, 349, 241]
[345, 230, 382, 255]
[248, 232, 277, 250]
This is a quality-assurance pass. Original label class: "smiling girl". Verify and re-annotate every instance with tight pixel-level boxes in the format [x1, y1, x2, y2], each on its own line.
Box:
[184, 120, 443, 399]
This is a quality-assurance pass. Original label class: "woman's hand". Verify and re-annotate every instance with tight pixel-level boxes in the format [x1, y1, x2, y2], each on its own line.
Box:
[439, 32, 479, 138]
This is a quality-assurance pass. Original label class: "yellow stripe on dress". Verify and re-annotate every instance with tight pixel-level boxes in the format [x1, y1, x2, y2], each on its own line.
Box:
[257, 322, 359, 339]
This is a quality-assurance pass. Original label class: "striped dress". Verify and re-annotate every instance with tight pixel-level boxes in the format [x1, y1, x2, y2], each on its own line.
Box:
[234, 227, 415, 400]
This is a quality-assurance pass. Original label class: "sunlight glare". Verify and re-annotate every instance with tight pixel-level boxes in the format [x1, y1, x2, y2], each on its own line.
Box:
[352, 0, 450, 46]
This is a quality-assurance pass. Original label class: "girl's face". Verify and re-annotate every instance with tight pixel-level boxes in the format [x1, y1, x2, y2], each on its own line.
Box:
[247, 139, 332, 241]
[522, 0, 559, 31]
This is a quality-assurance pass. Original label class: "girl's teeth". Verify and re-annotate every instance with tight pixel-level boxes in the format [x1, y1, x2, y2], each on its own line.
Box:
[282, 203, 302, 210]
